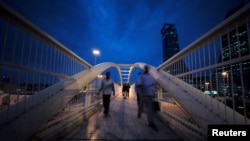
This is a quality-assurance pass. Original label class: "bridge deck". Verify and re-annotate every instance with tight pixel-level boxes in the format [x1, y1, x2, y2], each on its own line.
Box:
[60, 92, 182, 140]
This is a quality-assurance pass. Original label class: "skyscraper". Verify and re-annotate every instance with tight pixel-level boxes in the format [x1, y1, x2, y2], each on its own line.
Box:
[161, 23, 180, 62]
[161, 23, 189, 75]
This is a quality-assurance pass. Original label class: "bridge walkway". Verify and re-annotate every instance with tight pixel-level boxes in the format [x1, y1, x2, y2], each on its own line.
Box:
[60, 92, 182, 141]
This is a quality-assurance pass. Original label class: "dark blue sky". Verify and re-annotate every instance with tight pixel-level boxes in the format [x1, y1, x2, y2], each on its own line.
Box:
[2, 0, 244, 67]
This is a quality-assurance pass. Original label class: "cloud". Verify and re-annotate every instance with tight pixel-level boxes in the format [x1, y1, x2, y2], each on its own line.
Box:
[2, 0, 243, 68]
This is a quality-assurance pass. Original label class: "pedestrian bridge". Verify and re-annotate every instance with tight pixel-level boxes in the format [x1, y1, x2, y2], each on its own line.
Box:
[0, 2, 250, 141]
[60, 90, 183, 140]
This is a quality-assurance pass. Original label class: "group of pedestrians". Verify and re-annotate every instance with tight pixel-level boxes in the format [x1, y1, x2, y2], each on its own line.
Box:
[97, 65, 158, 131]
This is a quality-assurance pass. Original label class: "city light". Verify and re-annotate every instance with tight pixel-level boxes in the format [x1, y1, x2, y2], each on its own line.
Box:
[92, 49, 100, 65]
[221, 71, 228, 76]
[205, 82, 209, 91]
[92, 49, 100, 56]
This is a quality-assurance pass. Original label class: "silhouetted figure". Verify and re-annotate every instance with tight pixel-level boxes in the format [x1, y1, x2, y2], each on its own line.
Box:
[98, 72, 115, 116]
[122, 83, 126, 97]
[135, 72, 142, 107]
[122, 83, 130, 99]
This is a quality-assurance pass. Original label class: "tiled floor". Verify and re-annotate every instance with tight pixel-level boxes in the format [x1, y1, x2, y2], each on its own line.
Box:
[61, 93, 183, 141]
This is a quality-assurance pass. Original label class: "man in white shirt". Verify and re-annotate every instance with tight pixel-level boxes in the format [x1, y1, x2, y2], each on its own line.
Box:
[98, 72, 115, 116]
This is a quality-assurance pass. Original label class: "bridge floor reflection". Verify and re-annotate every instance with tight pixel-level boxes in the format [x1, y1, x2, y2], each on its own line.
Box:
[61, 93, 182, 140]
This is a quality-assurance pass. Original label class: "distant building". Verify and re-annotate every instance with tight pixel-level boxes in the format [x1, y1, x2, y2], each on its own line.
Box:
[161, 23, 180, 62]
[161, 23, 189, 74]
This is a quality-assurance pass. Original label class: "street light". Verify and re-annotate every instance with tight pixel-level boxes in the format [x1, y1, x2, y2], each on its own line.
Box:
[205, 82, 209, 92]
[222, 71, 228, 95]
[221, 71, 228, 78]
[221, 71, 229, 116]
[221, 71, 228, 105]
[92, 49, 100, 65]
[92, 49, 100, 90]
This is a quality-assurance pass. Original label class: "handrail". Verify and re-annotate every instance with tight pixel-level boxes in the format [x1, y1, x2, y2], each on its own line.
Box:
[0, 1, 92, 69]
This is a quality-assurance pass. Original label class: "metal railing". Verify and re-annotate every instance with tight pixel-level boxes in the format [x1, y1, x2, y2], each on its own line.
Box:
[0, 1, 91, 113]
[0, 2, 96, 141]
[30, 90, 102, 140]
[30, 84, 122, 141]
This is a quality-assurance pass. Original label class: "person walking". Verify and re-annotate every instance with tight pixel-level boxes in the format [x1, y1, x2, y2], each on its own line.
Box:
[137, 65, 158, 131]
[122, 83, 126, 99]
[98, 72, 115, 116]
[122, 83, 130, 99]
[125, 83, 130, 99]
[135, 72, 141, 108]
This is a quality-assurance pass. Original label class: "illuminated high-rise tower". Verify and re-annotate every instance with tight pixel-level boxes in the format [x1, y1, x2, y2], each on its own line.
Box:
[160, 23, 188, 74]
[161, 23, 180, 62]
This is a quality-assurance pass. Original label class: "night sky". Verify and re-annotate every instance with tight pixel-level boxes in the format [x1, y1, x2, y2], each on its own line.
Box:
[2, 0, 244, 66]
[1, 0, 247, 82]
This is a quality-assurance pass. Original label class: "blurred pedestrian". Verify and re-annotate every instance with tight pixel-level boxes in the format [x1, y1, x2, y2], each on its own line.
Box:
[125, 83, 130, 98]
[135, 72, 142, 107]
[137, 65, 158, 131]
[122, 83, 130, 99]
[98, 72, 115, 116]
[122, 83, 126, 98]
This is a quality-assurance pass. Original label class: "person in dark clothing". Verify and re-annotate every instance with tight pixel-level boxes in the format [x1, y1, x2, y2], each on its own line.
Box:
[122, 83, 130, 99]
[125, 83, 130, 98]
[122, 83, 126, 97]
[135, 72, 141, 107]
